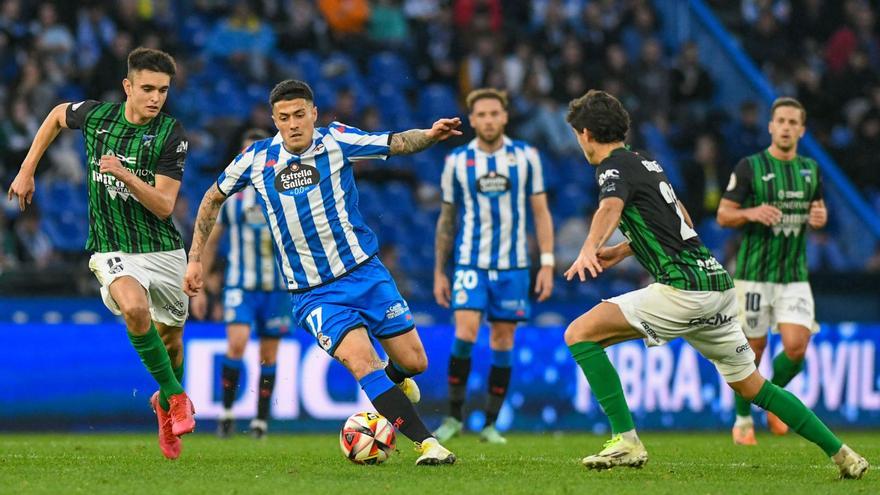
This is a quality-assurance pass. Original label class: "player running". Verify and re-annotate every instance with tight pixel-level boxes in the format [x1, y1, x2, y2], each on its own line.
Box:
[561, 90, 867, 479]
[433, 89, 554, 444]
[191, 129, 291, 439]
[7, 47, 195, 460]
[184, 79, 461, 465]
[718, 97, 827, 445]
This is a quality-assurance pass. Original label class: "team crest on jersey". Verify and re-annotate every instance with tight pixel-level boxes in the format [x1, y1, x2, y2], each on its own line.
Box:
[274, 161, 321, 196]
[477, 171, 511, 197]
[142, 134, 155, 146]
[506, 152, 517, 165]
[317, 332, 332, 351]
[455, 290, 468, 305]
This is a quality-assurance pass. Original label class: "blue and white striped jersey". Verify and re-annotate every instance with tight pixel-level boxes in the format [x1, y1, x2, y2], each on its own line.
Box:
[216, 122, 391, 292]
[219, 186, 286, 291]
[441, 136, 545, 270]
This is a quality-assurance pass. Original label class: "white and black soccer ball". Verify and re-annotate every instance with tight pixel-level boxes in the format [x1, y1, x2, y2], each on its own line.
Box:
[339, 412, 397, 465]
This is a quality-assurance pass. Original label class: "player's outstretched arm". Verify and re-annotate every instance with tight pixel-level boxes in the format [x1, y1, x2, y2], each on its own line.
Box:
[433, 201, 457, 308]
[717, 198, 782, 228]
[7, 103, 70, 211]
[389, 117, 462, 155]
[530, 194, 555, 302]
[565, 197, 624, 282]
[185, 184, 227, 296]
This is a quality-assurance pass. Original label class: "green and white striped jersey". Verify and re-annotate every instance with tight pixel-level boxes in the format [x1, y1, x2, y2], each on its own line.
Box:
[66, 100, 187, 253]
[723, 150, 823, 283]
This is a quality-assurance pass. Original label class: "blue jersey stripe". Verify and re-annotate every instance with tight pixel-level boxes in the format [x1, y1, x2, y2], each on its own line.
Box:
[466, 149, 481, 265]
[487, 153, 501, 268]
[315, 150, 357, 267]
[261, 147, 310, 289]
[507, 144, 521, 269]
[287, 158, 334, 279]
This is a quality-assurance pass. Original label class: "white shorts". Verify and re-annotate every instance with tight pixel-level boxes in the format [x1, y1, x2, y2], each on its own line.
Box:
[733, 280, 818, 339]
[605, 283, 756, 383]
[88, 249, 189, 327]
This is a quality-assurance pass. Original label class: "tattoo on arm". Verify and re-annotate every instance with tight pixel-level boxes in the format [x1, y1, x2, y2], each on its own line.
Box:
[189, 184, 226, 262]
[390, 129, 437, 155]
[434, 202, 457, 272]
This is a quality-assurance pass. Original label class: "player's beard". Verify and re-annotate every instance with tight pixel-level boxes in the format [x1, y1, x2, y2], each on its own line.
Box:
[477, 128, 503, 147]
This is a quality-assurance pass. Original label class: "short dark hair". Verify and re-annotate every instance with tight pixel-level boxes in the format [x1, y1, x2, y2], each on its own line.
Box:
[270, 79, 314, 106]
[127, 47, 176, 77]
[565, 90, 630, 143]
[770, 96, 806, 124]
[466, 88, 508, 112]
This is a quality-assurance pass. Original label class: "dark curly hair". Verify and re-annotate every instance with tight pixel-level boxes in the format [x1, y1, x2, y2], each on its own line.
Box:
[565, 90, 630, 143]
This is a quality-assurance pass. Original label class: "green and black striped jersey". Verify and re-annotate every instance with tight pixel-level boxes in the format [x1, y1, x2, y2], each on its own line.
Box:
[597, 148, 733, 292]
[723, 150, 823, 283]
[66, 100, 187, 253]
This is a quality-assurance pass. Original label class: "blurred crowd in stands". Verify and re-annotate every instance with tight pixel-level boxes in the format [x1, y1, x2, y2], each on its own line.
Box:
[1, 0, 879, 305]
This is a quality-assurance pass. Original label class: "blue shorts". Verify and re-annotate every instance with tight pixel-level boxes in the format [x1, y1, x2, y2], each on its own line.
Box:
[223, 288, 292, 338]
[451, 266, 531, 321]
[291, 257, 415, 356]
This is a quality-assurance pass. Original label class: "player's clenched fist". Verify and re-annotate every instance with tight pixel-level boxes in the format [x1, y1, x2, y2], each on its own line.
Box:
[808, 200, 827, 229]
[747, 204, 783, 226]
[183, 260, 203, 296]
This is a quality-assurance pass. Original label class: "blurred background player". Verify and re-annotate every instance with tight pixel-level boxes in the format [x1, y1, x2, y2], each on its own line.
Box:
[562, 89, 866, 479]
[191, 128, 291, 440]
[718, 97, 827, 445]
[6, 47, 195, 460]
[433, 88, 554, 444]
[184, 79, 462, 465]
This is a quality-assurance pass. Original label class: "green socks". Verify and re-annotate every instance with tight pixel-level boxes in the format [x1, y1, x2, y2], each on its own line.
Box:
[735, 352, 804, 418]
[734, 393, 752, 417]
[751, 380, 842, 456]
[771, 352, 804, 388]
[128, 323, 184, 411]
[159, 362, 185, 411]
[569, 341, 635, 434]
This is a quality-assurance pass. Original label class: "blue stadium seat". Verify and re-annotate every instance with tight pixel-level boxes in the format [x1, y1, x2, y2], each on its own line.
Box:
[290, 50, 322, 81]
[418, 84, 460, 122]
[43, 210, 88, 252]
[367, 52, 413, 90]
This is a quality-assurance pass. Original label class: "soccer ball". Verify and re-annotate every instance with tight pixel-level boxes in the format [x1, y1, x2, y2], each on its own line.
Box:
[339, 412, 396, 464]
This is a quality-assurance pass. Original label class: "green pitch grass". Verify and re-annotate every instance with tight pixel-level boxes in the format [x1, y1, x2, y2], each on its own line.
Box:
[1, 431, 877, 494]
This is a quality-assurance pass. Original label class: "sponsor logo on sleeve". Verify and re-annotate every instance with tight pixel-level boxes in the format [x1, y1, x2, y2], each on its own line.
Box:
[597, 169, 620, 187]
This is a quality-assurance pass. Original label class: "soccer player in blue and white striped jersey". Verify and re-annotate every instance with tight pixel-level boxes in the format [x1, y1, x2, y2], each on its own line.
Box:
[190, 129, 291, 440]
[432, 89, 555, 444]
[185, 80, 462, 465]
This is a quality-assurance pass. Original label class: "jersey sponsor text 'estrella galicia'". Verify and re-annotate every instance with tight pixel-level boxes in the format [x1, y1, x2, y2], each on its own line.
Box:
[216, 122, 390, 292]
[723, 150, 823, 283]
[219, 186, 286, 291]
[597, 148, 733, 292]
[67, 100, 187, 253]
[441, 137, 544, 270]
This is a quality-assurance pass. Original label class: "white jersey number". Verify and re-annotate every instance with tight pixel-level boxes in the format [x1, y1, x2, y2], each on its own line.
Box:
[659, 181, 698, 240]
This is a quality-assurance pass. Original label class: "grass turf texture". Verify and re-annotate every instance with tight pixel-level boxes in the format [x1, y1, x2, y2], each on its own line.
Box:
[1, 431, 877, 494]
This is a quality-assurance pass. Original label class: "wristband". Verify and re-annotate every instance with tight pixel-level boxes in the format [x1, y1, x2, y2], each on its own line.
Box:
[540, 253, 555, 267]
